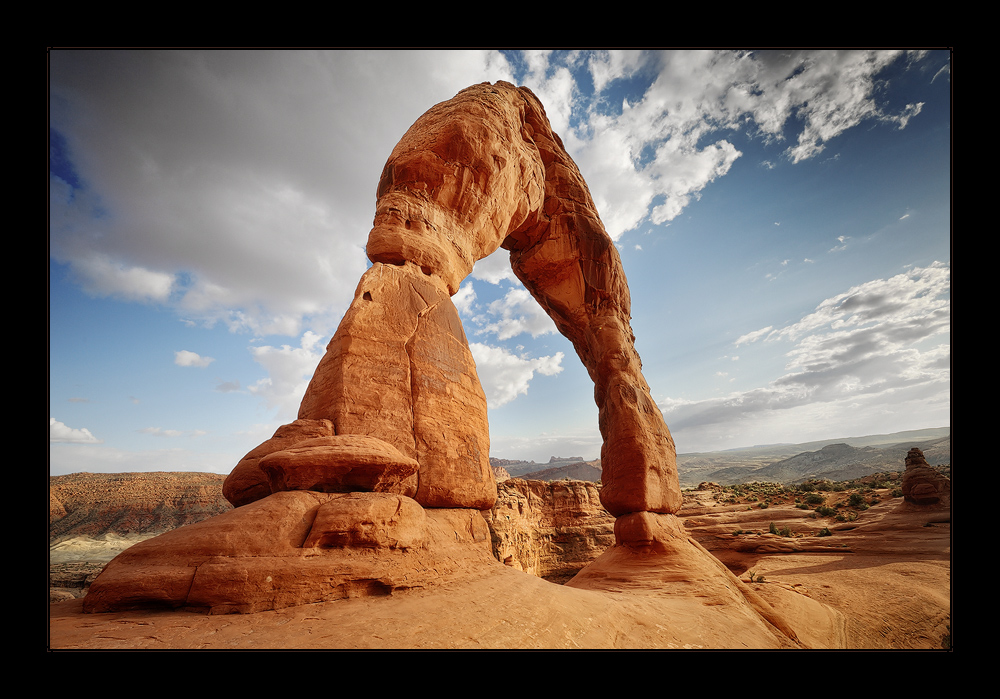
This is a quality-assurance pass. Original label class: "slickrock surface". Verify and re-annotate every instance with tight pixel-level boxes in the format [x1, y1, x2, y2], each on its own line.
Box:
[50, 472, 950, 649]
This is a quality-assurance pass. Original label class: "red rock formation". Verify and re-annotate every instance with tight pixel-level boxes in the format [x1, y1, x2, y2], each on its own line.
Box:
[225, 81, 679, 522]
[87, 81, 683, 614]
[900, 447, 950, 506]
[485, 478, 614, 582]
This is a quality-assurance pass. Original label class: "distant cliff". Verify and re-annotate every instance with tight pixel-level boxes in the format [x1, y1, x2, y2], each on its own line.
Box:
[50, 471, 231, 544]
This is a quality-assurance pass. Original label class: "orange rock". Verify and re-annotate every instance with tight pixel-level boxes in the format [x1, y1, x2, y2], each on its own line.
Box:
[901, 447, 950, 506]
[259, 436, 419, 497]
[83, 491, 495, 614]
[297, 261, 495, 510]
[223, 419, 334, 508]
[90, 81, 685, 615]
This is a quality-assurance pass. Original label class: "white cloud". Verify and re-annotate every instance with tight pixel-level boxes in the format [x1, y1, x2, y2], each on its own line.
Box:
[139, 426, 185, 438]
[50, 49, 934, 339]
[247, 330, 326, 420]
[469, 342, 564, 408]
[174, 350, 214, 368]
[49, 49, 515, 340]
[452, 283, 477, 315]
[587, 49, 647, 94]
[470, 248, 518, 285]
[561, 49, 930, 239]
[735, 326, 773, 346]
[662, 263, 950, 449]
[66, 251, 175, 303]
[50, 418, 102, 444]
[474, 287, 557, 341]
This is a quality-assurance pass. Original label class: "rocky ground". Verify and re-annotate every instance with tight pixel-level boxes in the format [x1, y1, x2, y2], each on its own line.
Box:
[49, 474, 950, 650]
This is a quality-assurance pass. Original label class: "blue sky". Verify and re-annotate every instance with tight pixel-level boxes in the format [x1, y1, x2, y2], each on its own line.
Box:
[49, 49, 951, 475]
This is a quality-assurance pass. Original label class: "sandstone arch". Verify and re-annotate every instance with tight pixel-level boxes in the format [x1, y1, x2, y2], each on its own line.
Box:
[224, 81, 680, 521]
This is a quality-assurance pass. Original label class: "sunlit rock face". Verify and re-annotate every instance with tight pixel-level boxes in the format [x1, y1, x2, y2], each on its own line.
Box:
[226, 81, 680, 519]
[85, 81, 684, 615]
[901, 447, 950, 506]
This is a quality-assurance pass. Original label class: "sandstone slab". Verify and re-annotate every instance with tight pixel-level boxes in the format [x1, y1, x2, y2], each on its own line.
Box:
[82, 490, 494, 615]
[259, 436, 419, 497]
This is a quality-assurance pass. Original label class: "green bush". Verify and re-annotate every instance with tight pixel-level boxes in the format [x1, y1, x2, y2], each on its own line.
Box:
[818, 527, 832, 537]
[815, 505, 837, 517]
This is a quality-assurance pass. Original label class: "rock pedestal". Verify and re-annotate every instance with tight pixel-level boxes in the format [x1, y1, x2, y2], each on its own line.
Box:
[900, 447, 950, 506]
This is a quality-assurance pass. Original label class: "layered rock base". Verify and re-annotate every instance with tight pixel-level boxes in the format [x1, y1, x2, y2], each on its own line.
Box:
[83, 490, 494, 614]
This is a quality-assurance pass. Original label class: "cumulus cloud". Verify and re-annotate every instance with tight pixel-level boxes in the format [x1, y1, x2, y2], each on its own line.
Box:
[50, 418, 101, 444]
[526, 49, 931, 240]
[49, 49, 516, 340]
[475, 287, 557, 341]
[469, 342, 564, 408]
[247, 330, 326, 419]
[50, 49, 933, 340]
[174, 350, 214, 368]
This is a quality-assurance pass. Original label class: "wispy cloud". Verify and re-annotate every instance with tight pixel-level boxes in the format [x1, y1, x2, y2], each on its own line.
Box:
[664, 262, 950, 448]
[138, 426, 185, 438]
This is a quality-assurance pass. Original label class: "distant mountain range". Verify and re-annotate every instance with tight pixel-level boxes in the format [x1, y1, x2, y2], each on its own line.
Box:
[491, 427, 950, 487]
[675, 427, 950, 487]
[489, 456, 594, 480]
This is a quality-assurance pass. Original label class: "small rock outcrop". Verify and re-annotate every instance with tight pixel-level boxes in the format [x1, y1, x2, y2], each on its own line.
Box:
[900, 447, 950, 506]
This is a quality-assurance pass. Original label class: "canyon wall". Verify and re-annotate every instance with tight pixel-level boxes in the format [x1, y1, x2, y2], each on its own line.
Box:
[484, 478, 614, 583]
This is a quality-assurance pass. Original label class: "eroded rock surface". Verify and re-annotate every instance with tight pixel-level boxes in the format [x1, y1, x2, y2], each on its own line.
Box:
[485, 478, 614, 583]
[901, 447, 950, 506]
[85, 81, 683, 616]
[224, 80, 679, 519]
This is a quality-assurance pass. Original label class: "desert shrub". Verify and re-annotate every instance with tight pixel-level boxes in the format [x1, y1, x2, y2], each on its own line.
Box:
[805, 493, 825, 505]
[818, 527, 832, 537]
[769, 522, 778, 535]
[779, 525, 792, 537]
[848, 492, 866, 507]
[815, 505, 837, 517]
